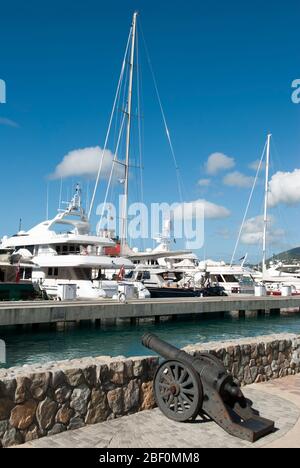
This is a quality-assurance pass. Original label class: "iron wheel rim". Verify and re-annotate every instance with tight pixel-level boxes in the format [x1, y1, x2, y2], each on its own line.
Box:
[154, 359, 203, 422]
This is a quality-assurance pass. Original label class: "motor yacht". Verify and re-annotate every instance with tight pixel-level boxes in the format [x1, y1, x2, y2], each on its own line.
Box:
[1, 186, 149, 300]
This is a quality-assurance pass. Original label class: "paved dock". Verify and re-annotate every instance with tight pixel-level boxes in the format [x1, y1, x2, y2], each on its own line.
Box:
[0, 295, 299, 327]
[17, 374, 300, 449]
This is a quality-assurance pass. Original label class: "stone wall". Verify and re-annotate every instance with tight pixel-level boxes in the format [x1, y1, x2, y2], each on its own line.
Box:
[0, 333, 300, 448]
[0, 355, 158, 448]
[185, 333, 300, 385]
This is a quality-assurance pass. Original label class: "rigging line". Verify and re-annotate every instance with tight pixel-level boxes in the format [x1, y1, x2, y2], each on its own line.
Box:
[115, 47, 130, 149]
[230, 140, 267, 267]
[88, 27, 132, 220]
[86, 181, 90, 215]
[113, 65, 123, 152]
[100, 113, 127, 222]
[270, 137, 294, 248]
[139, 22, 184, 203]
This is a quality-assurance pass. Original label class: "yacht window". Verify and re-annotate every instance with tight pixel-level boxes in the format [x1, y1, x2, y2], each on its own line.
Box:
[137, 272, 143, 281]
[162, 272, 176, 281]
[0, 269, 4, 282]
[23, 268, 32, 280]
[175, 272, 183, 281]
[125, 271, 133, 279]
[69, 245, 75, 253]
[240, 276, 254, 285]
[223, 274, 238, 283]
[62, 246, 68, 255]
[142, 271, 151, 280]
[56, 246, 61, 254]
[75, 246, 80, 254]
[54, 268, 58, 276]
[215, 275, 224, 283]
[48, 268, 53, 276]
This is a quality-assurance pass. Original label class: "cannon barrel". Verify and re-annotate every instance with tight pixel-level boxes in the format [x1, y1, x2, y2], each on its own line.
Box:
[142, 332, 195, 366]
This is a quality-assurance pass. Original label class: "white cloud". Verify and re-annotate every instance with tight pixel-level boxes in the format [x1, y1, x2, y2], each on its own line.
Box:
[0, 117, 19, 128]
[241, 215, 284, 245]
[198, 178, 211, 187]
[51, 146, 124, 180]
[248, 159, 265, 171]
[223, 171, 255, 188]
[216, 227, 231, 239]
[173, 199, 230, 220]
[205, 152, 235, 175]
[268, 169, 300, 207]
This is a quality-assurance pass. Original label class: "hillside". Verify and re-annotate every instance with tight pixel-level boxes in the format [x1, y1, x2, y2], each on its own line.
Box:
[271, 247, 300, 263]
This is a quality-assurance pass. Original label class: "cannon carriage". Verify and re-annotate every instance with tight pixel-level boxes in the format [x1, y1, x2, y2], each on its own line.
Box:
[142, 333, 275, 443]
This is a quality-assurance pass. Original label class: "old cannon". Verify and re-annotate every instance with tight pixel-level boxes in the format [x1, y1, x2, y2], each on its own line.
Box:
[142, 333, 274, 442]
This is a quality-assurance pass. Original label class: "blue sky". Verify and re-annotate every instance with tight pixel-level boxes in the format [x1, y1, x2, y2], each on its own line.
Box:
[0, 0, 300, 263]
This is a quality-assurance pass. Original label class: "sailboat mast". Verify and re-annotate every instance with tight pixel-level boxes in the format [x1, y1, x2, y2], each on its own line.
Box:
[121, 11, 138, 247]
[262, 133, 271, 278]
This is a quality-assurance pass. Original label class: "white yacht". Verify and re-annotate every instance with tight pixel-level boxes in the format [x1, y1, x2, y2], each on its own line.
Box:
[240, 134, 300, 296]
[0, 247, 34, 283]
[0, 186, 149, 300]
[194, 260, 255, 295]
[0, 248, 17, 283]
[124, 220, 253, 295]
[253, 264, 300, 294]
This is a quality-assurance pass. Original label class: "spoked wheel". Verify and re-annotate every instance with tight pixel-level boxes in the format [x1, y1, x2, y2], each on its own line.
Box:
[154, 360, 203, 422]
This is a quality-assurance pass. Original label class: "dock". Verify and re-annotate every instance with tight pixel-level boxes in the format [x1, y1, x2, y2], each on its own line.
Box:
[0, 295, 300, 327]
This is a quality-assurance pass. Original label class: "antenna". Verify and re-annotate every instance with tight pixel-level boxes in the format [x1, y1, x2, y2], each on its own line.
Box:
[18, 218, 22, 232]
[58, 177, 63, 211]
[46, 182, 49, 220]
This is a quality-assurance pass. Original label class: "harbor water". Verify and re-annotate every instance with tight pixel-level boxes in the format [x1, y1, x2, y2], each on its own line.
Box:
[1, 312, 300, 369]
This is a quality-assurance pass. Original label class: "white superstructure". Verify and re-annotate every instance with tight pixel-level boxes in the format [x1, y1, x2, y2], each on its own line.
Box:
[0, 186, 137, 300]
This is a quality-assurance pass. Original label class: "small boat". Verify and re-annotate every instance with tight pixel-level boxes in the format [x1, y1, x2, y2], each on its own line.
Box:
[0, 248, 36, 300]
[147, 285, 227, 299]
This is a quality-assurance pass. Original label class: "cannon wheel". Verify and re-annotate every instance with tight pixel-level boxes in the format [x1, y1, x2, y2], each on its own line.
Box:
[154, 360, 203, 422]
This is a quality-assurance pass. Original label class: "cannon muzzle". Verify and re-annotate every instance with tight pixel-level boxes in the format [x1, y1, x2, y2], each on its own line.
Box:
[142, 332, 194, 364]
[142, 332, 274, 443]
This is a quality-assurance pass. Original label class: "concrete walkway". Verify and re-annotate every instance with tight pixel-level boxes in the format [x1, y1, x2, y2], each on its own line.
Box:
[1, 295, 300, 327]
[17, 375, 300, 449]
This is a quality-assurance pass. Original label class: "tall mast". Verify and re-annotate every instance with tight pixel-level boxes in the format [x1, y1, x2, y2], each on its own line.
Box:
[121, 11, 138, 247]
[262, 133, 271, 279]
